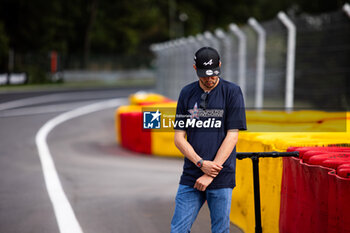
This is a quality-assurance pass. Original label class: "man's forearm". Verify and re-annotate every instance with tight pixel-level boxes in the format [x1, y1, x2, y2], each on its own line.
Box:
[174, 131, 202, 164]
[213, 130, 239, 166]
[174, 130, 228, 178]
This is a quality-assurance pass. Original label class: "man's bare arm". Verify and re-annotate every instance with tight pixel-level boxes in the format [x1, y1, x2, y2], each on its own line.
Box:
[174, 130, 222, 177]
[174, 130, 201, 164]
[213, 129, 239, 165]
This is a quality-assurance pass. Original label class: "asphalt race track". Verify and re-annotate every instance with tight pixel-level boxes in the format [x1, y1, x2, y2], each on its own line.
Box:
[0, 87, 243, 233]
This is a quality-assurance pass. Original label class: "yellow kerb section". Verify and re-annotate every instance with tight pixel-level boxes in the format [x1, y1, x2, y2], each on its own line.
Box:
[129, 92, 169, 105]
[149, 102, 183, 157]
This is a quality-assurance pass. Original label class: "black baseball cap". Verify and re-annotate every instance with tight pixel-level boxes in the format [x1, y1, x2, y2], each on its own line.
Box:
[194, 47, 221, 77]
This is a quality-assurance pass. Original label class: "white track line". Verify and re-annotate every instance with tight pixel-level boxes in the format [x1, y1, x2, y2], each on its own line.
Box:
[0, 89, 125, 111]
[35, 98, 127, 233]
[0, 100, 106, 117]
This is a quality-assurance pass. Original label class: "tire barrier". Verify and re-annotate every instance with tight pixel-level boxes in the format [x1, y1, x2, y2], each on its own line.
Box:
[280, 149, 350, 233]
[289, 147, 350, 162]
[337, 164, 350, 178]
[303, 151, 350, 163]
[115, 93, 350, 233]
[307, 154, 350, 167]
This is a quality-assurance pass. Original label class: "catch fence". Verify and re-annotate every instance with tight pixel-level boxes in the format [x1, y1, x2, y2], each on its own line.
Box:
[151, 4, 350, 110]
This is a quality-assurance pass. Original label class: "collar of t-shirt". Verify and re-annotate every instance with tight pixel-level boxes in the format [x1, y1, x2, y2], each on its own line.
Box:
[197, 77, 222, 94]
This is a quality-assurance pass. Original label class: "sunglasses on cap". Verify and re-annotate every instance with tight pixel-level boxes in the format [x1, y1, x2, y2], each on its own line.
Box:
[199, 92, 208, 110]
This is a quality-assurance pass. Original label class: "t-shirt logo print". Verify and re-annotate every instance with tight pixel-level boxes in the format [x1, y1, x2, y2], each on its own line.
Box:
[188, 103, 200, 120]
[203, 59, 213, 66]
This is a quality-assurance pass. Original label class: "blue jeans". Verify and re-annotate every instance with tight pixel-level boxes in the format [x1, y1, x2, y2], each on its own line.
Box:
[171, 184, 233, 233]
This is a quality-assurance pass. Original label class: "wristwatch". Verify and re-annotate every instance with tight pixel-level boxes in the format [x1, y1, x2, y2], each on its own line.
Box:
[196, 159, 204, 168]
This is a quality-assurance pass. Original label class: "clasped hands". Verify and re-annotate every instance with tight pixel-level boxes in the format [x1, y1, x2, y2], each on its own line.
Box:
[194, 160, 223, 191]
[201, 160, 223, 178]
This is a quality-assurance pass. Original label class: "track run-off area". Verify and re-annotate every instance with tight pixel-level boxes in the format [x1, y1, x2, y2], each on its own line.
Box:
[0, 88, 242, 233]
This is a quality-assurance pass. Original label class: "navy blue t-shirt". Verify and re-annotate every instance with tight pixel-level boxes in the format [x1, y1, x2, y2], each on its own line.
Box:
[174, 78, 247, 189]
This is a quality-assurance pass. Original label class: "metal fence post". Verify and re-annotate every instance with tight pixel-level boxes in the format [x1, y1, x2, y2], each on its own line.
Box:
[204, 31, 220, 52]
[229, 23, 247, 99]
[196, 33, 206, 49]
[178, 38, 188, 92]
[168, 40, 176, 99]
[277, 12, 296, 111]
[187, 36, 197, 81]
[343, 3, 350, 18]
[157, 44, 165, 94]
[215, 28, 232, 80]
[164, 42, 172, 97]
[173, 39, 182, 99]
[248, 18, 266, 110]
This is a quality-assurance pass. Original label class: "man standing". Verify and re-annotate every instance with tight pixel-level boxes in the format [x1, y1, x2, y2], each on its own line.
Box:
[171, 47, 246, 233]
